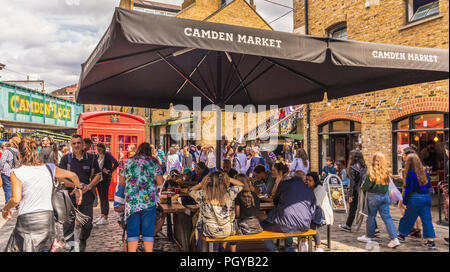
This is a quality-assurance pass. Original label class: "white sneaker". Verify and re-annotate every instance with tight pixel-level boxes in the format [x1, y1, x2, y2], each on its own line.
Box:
[388, 238, 401, 248]
[93, 216, 103, 224]
[96, 217, 108, 225]
[357, 235, 372, 243]
[315, 248, 324, 252]
[301, 242, 308, 252]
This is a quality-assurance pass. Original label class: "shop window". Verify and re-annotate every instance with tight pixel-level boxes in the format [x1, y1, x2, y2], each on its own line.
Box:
[392, 112, 448, 177]
[328, 22, 347, 40]
[413, 113, 444, 129]
[407, 0, 439, 23]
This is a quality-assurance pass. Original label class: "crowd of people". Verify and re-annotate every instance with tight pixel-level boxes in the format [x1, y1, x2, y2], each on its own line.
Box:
[0, 133, 448, 252]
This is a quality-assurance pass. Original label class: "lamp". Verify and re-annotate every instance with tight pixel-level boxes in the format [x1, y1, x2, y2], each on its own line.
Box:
[433, 136, 439, 142]
[414, 135, 420, 142]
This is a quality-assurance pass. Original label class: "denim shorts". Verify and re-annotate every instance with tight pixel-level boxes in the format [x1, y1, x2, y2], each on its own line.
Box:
[126, 206, 156, 242]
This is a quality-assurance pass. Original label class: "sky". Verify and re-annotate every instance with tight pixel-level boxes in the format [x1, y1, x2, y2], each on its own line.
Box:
[0, 0, 293, 93]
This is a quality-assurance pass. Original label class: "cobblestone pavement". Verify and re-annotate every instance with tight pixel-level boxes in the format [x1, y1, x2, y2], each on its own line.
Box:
[1, 192, 448, 252]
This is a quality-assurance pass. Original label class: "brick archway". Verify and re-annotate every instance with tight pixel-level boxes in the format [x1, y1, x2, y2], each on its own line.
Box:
[389, 97, 449, 121]
[316, 108, 363, 126]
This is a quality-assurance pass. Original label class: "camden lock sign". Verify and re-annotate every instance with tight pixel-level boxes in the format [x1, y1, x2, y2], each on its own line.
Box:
[1, 82, 83, 128]
[9, 92, 72, 121]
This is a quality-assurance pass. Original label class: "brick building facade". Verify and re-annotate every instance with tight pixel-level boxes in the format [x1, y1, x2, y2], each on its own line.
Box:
[293, 0, 449, 178]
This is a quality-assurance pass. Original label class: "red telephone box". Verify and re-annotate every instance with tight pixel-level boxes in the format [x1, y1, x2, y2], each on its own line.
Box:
[77, 111, 146, 200]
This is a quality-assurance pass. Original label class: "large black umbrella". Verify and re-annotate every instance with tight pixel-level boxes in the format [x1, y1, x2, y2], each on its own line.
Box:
[77, 8, 449, 166]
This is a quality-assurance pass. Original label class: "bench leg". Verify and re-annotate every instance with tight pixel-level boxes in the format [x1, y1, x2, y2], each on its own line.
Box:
[276, 239, 280, 251]
[208, 242, 214, 252]
[297, 237, 302, 252]
[327, 225, 331, 250]
[308, 236, 312, 252]
[166, 214, 173, 241]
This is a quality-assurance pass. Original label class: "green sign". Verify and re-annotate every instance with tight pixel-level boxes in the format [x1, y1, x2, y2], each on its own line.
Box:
[8, 92, 72, 121]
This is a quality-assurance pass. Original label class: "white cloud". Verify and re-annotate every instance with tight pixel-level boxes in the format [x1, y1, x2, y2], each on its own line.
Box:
[0, 0, 292, 92]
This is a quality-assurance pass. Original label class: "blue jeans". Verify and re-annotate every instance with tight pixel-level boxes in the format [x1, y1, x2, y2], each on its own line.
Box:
[1, 174, 12, 204]
[126, 206, 156, 242]
[366, 192, 397, 239]
[399, 193, 435, 239]
[261, 220, 296, 252]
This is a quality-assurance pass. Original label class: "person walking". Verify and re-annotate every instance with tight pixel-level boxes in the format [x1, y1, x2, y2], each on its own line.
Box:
[205, 146, 216, 173]
[166, 147, 182, 173]
[246, 147, 266, 177]
[59, 134, 102, 252]
[356, 153, 400, 248]
[93, 143, 119, 226]
[157, 145, 166, 173]
[398, 146, 423, 238]
[234, 146, 248, 174]
[0, 136, 20, 205]
[182, 146, 194, 170]
[2, 137, 83, 252]
[339, 150, 367, 232]
[39, 137, 57, 164]
[119, 143, 164, 252]
[397, 153, 437, 249]
[289, 148, 309, 177]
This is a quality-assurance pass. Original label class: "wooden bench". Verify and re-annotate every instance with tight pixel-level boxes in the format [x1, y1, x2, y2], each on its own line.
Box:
[200, 229, 317, 252]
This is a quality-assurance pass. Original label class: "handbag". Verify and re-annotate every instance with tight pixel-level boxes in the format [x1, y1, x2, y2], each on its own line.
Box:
[388, 177, 403, 204]
[45, 164, 90, 225]
[237, 216, 263, 235]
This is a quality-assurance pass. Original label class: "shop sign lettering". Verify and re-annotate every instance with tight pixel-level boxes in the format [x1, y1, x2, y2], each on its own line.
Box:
[8, 92, 72, 121]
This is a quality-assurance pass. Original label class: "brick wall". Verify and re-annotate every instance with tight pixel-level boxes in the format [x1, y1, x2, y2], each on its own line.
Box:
[293, 0, 449, 172]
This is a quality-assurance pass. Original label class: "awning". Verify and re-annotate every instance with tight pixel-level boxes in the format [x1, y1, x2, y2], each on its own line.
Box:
[76, 8, 449, 109]
[280, 134, 304, 141]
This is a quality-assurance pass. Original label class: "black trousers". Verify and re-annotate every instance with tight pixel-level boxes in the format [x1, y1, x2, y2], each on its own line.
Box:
[64, 192, 94, 243]
[97, 177, 111, 216]
[346, 190, 359, 227]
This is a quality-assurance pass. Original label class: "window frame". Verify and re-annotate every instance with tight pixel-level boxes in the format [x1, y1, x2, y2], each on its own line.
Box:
[318, 119, 361, 172]
[327, 22, 347, 40]
[406, 0, 440, 24]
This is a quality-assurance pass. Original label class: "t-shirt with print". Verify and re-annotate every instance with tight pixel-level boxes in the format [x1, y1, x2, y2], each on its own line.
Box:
[120, 155, 163, 221]
[189, 185, 243, 238]
[235, 191, 260, 220]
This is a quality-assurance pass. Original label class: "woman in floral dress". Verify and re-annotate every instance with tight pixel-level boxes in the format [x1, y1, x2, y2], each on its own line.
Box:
[119, 143, 164, 252]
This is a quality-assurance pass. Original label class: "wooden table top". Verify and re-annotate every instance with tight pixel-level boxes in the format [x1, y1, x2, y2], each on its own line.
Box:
[181, 202, 274, 213]
[158, 202, 187, 214]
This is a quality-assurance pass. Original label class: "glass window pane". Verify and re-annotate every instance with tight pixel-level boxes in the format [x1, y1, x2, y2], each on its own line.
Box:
[397, 118, 409, 130]
[321, 124, 329, 133]
[412, 131, 444, 171]
[353, 122, 361, 132]
[332, 120, 350, 132]
[413, 113, 444, 129]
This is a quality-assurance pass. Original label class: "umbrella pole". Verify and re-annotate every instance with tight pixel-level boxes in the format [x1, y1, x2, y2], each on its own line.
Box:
[216, 109, 222, 170]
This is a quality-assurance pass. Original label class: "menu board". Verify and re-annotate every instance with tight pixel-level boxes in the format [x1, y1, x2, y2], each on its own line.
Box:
[324, 174, 347, 213]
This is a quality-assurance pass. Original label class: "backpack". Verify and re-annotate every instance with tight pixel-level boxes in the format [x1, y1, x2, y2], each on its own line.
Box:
[7, 148, 20, 168]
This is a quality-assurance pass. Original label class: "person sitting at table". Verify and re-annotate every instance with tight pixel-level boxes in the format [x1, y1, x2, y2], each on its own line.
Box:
[182, 168, 193, 182]
[162, 169, 182, 191]
[222, 174, 263, 252]
[222, 159, 238, 179]
[189, 171, 244, 250]
[253, 164, 276, 197]
[304, 172, 334, 252]
[261, 163, 320, 252]
[191, 162, 209, 183]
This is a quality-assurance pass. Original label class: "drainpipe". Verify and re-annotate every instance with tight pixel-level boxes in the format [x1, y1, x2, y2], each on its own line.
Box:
[305, 0, 311, 160]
